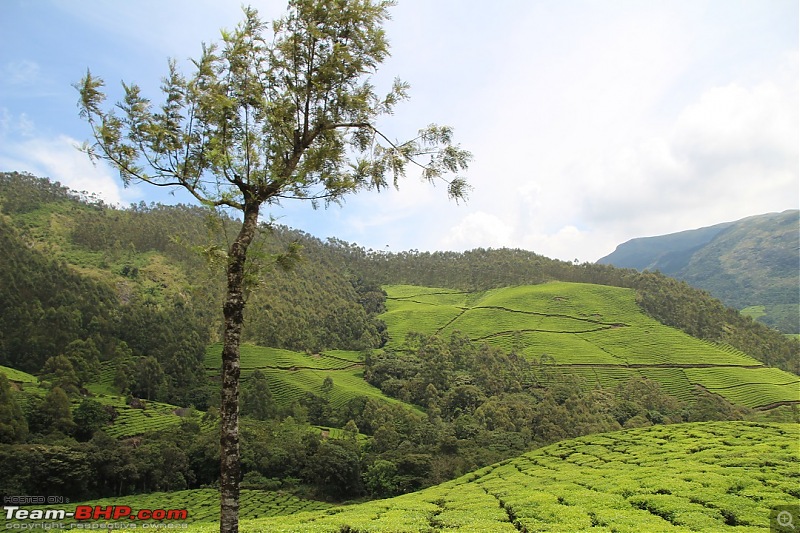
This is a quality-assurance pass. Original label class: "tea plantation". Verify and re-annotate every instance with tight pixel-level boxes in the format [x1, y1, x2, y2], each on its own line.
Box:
[204, 343, 409, 411]
[3, 363, 188, 438]
[186, 421, 798, 532]
[382, 283, 800, 409]
[40, 489, 333, 525]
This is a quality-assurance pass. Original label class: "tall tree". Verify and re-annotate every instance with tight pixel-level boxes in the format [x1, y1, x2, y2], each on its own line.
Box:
[76, 1, 470, 531]
[0, 373, 28, 444]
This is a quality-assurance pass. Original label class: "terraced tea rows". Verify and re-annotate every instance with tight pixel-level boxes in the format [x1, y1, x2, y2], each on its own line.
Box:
[382, 283, 800, 409]
[194, 421, 799, 532]
[685, 367, 800, 408]
[2, 364, 187, 438]
[42, 489, 332, 524]
[205, 343, 408, 411]
[97, 396, 184, 438]
[204, 343, 364, 374]
[635, 367, 696, 402]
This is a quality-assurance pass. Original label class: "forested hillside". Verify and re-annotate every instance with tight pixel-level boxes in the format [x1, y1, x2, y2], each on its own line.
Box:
[598, 211, 800, 333]
[0, 172, 797, 506]
[2, 171, 796, 392]
[329, 240, 799, 374]
[0, 198, 210, 405]
[0, 172, 386, 399]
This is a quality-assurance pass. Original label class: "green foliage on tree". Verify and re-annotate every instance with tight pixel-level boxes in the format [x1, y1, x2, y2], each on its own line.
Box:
[39, 355, 81, 395]
[240, 370, 275, 421]
[76, 0, 470, 528]
[0, 373, 28, 444]
[63, 338, 101, 386]
[39, 387, 76, 437]
[73, 398, 112, 441]
[306, 439, 363, 497]
[363, 458, 399, 497]
[131, 356, 167, 401]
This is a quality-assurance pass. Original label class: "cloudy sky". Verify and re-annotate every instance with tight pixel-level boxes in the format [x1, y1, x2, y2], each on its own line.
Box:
[1, 0, 797, 262]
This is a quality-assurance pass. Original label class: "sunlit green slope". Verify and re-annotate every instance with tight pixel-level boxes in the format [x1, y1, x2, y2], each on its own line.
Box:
[381, 283, 800, 409]
[192, 421, 799, 532]
[204, 343, 408, 411]
[3, 363, 190, 438]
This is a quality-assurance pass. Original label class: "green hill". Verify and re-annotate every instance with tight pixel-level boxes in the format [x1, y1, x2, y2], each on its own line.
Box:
[598, 211, 800, 334]
[187, 421, 799, 532]
[381, 283, 799, 409]
[2, 171, 798, 514]
[0, 171, 387, 408]
[2, 363, 192, 439]
[203, 343, 409, 412]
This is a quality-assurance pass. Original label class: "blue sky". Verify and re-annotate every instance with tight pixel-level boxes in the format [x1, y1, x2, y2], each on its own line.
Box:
[1, 0, 797, 261]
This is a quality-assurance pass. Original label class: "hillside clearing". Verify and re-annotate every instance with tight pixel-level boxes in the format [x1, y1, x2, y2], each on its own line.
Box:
[382, 283, 800, 409]
[204, 343, 409, 411]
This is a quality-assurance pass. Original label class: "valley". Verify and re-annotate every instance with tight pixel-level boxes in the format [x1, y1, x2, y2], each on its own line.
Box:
[1, 172, 798, 531]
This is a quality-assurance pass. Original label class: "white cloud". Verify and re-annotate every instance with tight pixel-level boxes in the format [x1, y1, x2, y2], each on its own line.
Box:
[3, 60, 42, 86]
[523, 225, 595, 264]
[673, 80, 798, 173]
[1, 0, 795, 264]
[0, 108, 36, 138]
[427, 53, 798, 263]
[443, 211, 516, 250]
[0, 133, 137, 206]
[581, 67, 798, 242]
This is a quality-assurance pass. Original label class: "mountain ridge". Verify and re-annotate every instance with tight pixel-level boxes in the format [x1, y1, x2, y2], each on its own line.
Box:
[598, 210, 800, 333]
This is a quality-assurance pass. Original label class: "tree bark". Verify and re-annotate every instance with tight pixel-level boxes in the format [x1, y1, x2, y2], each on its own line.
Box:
[219, 201, 260, 533]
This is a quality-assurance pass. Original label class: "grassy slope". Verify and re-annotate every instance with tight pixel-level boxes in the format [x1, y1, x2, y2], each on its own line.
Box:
[204, 343, 411, 411]
[191, 421, 799, 532]
[0, 364, 38, 384]
[3, 363, 189, 438]
[382, 283, 800, 409]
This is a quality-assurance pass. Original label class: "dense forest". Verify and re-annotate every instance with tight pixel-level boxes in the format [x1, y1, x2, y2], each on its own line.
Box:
[0, 171, 796, 502]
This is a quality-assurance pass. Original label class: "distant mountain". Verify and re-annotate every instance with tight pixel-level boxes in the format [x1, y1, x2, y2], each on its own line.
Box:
[598, 211, 800, 333]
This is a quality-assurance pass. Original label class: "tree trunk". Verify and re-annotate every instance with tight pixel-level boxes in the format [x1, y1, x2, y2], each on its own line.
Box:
[219, 201, 260, 533]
